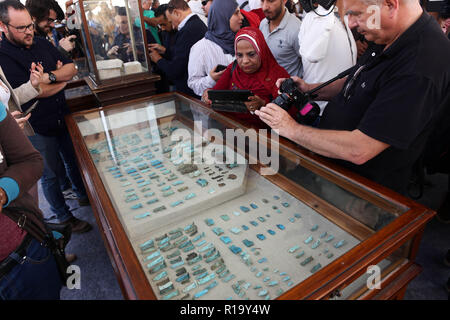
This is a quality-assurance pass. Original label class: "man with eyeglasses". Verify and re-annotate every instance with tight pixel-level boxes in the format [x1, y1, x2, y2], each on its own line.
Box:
[0, 0, 92, 233]
[256, 0, 450, 196]
[202, 0, 213, 17]
[25, 0, 77, 59]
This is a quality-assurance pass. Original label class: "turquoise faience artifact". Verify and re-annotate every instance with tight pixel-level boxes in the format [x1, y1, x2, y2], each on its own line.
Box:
[256, 234, 266, 240]
[311, 240, 321, 249]
[310, 263, 322, 273]
[240, 206, 250, 213]
[304, 236, 313, 244]
[220, 236, 232, 244]
[334, 240, 347, 249]
[300, 256, 314, 266]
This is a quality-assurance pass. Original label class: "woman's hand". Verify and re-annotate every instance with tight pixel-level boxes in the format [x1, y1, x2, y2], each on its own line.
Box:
[29, 62, 44, 89]
[209, 67, 226, 82]
[10, 111, 32, 130]
[245, 95, 265, 114]
[202, 89, 212, 105]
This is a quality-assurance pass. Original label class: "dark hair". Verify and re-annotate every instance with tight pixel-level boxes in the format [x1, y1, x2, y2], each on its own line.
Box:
[25, 0, 63, 23]
[117, 6, 127, 16]
[0, 0, 26, 24]
[167, 0, 189, 13]
[154, 4, 168, 18]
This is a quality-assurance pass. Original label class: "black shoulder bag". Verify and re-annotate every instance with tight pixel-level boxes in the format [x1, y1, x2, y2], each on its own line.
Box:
[2, 206, 72, 285]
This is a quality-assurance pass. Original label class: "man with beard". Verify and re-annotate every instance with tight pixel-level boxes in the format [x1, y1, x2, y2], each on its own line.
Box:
[259, 0, 303, 77]
[0, 0, 92, 233]
[25, 0, 77, 59]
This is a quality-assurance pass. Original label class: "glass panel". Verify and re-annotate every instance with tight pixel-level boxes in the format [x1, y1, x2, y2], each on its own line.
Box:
[334, 242, 411, 300]
[81, 0, 149, 81]
[72, 57, 90, 80]
[74, 94, 367, 300]
[73, 2, 96, 78]
[277, 156, 401, 232]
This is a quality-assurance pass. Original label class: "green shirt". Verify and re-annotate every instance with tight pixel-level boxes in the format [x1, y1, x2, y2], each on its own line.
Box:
[135, 10, 161, 44]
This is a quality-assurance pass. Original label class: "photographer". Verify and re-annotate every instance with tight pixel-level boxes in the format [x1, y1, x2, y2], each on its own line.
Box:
[255, 0, 450, 196]
[25, 0, 78, 59]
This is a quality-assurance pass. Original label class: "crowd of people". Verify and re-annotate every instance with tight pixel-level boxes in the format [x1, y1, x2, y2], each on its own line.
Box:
[0, 0, 449, 300]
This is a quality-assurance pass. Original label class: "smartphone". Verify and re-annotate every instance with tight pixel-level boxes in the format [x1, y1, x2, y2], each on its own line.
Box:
[22, 101, 39, 116]
[215, 64, 227, 72]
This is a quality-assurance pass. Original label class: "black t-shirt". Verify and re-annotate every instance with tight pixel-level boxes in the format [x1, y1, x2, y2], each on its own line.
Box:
[0, 36, 73, 136]
[319, 12, 450, 195]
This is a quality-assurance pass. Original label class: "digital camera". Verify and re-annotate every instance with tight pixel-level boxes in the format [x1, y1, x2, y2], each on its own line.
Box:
[271, 78, 321, 126]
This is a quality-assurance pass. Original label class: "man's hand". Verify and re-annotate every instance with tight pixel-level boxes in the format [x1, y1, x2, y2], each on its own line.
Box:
[209, 67, 226, 82]
[107, 45, 119, 56]
[29, 62, 44, 89]
[148, 43, 166, 55]
[276, 76, 311, 93]
[59, 35, 77, 52]
[11, 111, 32, 130]
[255, 103, 298, 138]
[56, 60, 63, 70]
[149, 48, 162, 63]
[124, 43, 132, 54]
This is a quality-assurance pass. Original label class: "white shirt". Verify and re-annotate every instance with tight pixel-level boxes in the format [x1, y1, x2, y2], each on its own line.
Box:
[299, 6, 357, 113]
[188, 1, 208, 26]
[188, 38, 234, 97]
[0, 80, 11, 108]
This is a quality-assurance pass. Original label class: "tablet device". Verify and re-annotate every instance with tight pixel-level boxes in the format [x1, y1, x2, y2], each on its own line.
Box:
[208, 90, 253, 113]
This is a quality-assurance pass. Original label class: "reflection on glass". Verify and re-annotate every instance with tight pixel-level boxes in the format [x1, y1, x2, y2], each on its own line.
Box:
[78, 0, 149, 80]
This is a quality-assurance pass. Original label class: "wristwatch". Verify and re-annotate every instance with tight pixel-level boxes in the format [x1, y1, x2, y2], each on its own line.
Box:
[48, 72, 57, 84]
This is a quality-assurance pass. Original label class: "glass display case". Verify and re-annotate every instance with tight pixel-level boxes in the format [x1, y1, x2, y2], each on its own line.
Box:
[68, 0, 159, 104]
[65, 93, 434, 300]
[71, 0, 151, 84]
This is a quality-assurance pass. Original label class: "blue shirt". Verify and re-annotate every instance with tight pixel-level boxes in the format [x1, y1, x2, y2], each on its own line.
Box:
[0, 36, 72, 136]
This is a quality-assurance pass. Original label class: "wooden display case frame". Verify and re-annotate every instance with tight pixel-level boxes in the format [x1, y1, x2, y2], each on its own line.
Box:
[65, 92, 435, 300]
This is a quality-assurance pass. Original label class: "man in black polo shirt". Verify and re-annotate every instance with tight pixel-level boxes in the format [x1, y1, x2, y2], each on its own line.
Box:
[0, 0, 91, 232]
[256, 0, 450, 196]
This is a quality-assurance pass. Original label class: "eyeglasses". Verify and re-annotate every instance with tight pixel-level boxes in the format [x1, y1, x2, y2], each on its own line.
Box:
[201, 0, 210, 6]
[6, 22, 35, 33]
[343, 64, 366, 100]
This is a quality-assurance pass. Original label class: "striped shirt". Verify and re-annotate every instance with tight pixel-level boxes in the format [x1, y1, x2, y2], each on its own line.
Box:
[188, 38, 234, 97]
